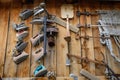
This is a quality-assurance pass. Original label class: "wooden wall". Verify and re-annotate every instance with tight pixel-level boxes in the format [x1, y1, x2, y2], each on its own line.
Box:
[0, 0, 120, 80]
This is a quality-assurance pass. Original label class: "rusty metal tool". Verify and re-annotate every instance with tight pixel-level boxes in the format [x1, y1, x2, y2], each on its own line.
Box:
[46, 27, 58, 47]
[12, 49, 29, 64]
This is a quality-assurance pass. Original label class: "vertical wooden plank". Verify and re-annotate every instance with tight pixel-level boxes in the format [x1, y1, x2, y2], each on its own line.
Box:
[16, 2, 33, 77]
[85, 2, 95, 75]
[70, 2, 82, 76]
[91, 1, 106, 76]
[0, 5, 10, 77]
[3, 1, 22, 77]
[80, 0, 95, 75]
[56, 0, 69, 77]
[30, 0, 43, 77]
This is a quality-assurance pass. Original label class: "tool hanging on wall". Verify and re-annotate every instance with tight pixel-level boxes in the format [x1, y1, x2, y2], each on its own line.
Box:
[12, 23, 29, 40]
[97, 10, 120, 63]
[46, 27, 58, 47]
[34, 64, 48, 77]
[67, 53, 120, 80]
[12, 40, 28, 64]
[61, 4, 73, 66]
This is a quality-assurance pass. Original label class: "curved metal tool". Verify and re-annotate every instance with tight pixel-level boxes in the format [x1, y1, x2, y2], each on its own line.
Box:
[98, 20, 120, 63]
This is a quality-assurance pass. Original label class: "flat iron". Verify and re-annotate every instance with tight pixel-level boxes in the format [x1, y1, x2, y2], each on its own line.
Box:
[16, 30, 28, 40]
[34, 64, 47, 77]
[15, 40, 28, 52]
[30, 33, 44, 47]
[12, 49, 29, 64]
[32, 47, 44, 62]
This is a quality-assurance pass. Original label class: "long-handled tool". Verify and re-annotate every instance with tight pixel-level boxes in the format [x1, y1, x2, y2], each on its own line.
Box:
[61, 4, 73, 66]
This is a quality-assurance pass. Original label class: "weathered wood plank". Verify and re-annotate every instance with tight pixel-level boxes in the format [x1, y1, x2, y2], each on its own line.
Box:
[91, 1, 106, 76]
[70, 3, 82, 76]
[0, 5, 10, 77]
[56, 0, 69, 76]
[3, 2, 22, 77]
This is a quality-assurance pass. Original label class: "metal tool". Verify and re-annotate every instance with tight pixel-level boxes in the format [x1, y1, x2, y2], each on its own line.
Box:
[68, 53, 120, 80]
[34, 2, 46, 16]
[98, 20, 120, 62]
[30, 33, 44, 47]
[32, 47, 44, 62]
[16, 30, 28, 40]
[34, 64, 47, 77]
[15, 40, 28, 52]
[80, 69, 100, 80]
[46, 27, 58, 47]
[31, 16, 79, 33]
[61, 4, 73, 66]
[103, 61, 120, 80]
[19, 9, 34, 20]
[31, 17, 54, 24]
[12, 23, 28, 32]
[12, 49, 29, 64]
[43, 16, 47, 55]
[69, 73, 78, 80]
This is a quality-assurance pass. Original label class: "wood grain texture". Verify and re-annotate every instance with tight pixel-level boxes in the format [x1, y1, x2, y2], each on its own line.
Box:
[3, 2, 22, 77]
[70, 3, 82, 76]
[0, 5, 10, 77]
[91, 1, 106, 76]
[0, 0, 120, 78]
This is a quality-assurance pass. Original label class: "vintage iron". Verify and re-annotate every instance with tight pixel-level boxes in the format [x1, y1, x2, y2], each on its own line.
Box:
[30, 33, 44, 47]
[12, 49, 29, 64]
[15, 40, 28, 52]
[32, 47, 44, 62]
[12, 23, 28, 32]
[19, 9, 34, 20]
[34, 64, 47, 77]
[16, 30, 28, 40]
